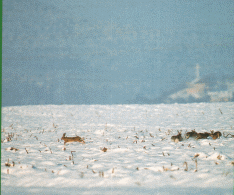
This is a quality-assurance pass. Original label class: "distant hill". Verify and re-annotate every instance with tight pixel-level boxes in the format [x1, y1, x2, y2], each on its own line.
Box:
[130, 73, 234, 104]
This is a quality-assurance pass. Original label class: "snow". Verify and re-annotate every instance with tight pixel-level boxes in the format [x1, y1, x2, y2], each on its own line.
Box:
[1, 103, 234, 194]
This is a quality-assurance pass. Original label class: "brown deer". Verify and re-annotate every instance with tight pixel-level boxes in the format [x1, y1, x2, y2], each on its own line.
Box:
[196, 132, 210, 140]
[185, 130, 198, 139]
[61, 133, 85, 145]
[210, 130, 222, 140]
[171, 130, 183, 143]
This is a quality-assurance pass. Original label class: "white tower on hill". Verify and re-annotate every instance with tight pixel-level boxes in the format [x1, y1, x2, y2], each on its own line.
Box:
[196, 64, 200, 80]
[191, 64, 201, 84]
[168, 63, 205, 101]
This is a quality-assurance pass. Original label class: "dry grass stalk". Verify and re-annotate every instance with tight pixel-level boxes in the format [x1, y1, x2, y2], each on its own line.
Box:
[183, 162, 188, 171]
[99, 171, 104, 177]
[195, 159, 198, 172]
[6, 147, 19, 152]
[170, 175, 176, 180]
[101, 147, 108, 152]
[224, 133, 234, 138]
[219, 108, 223, 114]
[217, 154, 222, 160]
[163, 166, 171, 172]
[5, 160, 15, 167]
[71, 151, 75, 158]
[53, 123, 58, 128]
[133, 140, 137, 144]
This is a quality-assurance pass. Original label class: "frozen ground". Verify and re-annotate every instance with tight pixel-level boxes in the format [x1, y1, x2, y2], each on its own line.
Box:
[1, 103, 234, 194]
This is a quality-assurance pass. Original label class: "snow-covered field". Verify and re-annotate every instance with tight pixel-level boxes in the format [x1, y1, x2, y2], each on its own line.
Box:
[1, 103, 234, 194]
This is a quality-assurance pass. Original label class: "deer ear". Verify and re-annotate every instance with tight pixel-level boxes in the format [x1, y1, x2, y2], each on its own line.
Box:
[63, 133, 66, 137]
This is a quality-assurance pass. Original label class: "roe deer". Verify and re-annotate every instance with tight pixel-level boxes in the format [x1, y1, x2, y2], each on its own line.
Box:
[171, 131, 183, 143]
[185, 130, 198, 139]
[210, 130, 222, 140]
[196, 132, 210, 140]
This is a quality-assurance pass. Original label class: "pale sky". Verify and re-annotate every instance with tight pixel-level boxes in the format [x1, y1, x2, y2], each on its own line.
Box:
[2, 0, 234, 106]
